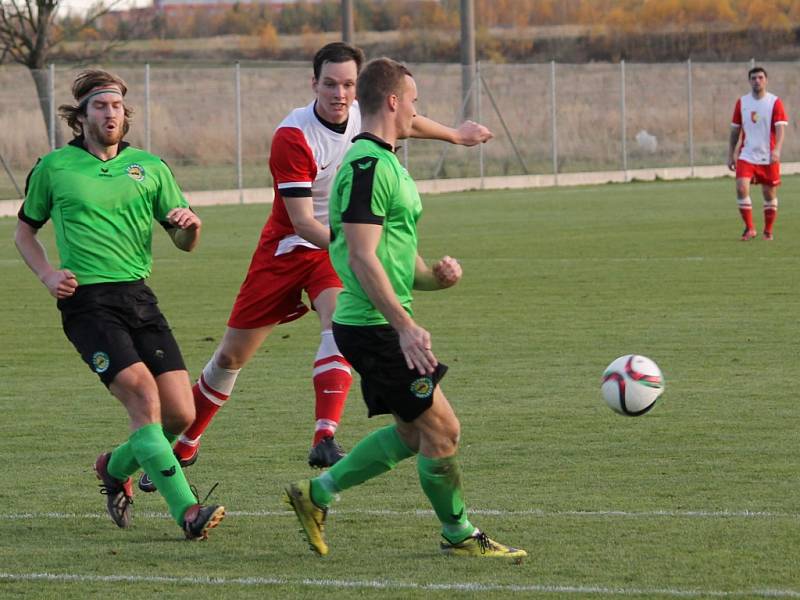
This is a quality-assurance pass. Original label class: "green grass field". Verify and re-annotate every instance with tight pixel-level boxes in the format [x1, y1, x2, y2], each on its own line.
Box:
[1, 177, 799, 599]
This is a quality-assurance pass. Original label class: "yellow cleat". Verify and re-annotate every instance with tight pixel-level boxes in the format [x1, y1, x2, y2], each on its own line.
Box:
[440, 530, 527, 561]
[284, 480, 329, 556]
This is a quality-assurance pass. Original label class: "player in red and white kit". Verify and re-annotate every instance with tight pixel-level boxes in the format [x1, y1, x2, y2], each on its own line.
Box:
[728, 66, 788, 241]
[138, 43, 492, 491]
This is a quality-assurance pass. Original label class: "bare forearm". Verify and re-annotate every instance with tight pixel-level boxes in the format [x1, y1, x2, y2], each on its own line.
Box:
[413, 255, 439, 290]
[775, 125, 785, 153]
[15, 228, 56, 282]
[411, 115, 457, 143]
[293, 217, 330, 249]
[170, 227, 201, 251]
[728, 128, 740, 156]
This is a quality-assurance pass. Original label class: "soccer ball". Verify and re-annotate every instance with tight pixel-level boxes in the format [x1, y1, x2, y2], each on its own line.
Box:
[601, 354, 664, 416]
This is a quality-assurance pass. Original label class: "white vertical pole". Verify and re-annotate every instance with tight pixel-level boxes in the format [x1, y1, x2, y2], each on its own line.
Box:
[620, 60, 627, 180]
[48, 64, 55, 151]
[550, 60, 558, 185]
[144, 63, 151, 152]
[235, 62, 243, 204]
[687, 59, 694, 177]
[476, 60, 484, 187]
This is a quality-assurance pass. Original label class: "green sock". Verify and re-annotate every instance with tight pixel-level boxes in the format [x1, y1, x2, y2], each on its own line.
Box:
[417, 454, 475, 543]
[130, 423, 197, 525]
[310, 424, 415, 507]
[107, 429, 180, 480]
[107, 441, 139, 481]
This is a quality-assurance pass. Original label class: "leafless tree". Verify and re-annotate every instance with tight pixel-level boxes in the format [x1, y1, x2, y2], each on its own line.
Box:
[0, 0, 122, 146]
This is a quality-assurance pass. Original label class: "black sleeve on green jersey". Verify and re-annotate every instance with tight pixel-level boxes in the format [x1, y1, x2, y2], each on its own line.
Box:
[18, 159, 48, 229]
[342, 157, 384, 225]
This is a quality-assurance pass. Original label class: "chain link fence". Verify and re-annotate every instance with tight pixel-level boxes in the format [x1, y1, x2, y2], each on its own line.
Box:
[1, 60, 798, 201]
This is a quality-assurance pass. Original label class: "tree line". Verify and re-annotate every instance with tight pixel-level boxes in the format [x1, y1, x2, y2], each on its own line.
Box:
[82, 0, 800, 42]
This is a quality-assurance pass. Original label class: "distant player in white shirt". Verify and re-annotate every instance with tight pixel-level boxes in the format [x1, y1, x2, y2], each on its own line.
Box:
[136, 43, 493, 493]
[728, 67, 788, 241]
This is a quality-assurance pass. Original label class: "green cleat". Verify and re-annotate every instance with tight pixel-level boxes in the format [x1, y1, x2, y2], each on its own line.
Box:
[284, 480, 329, 556]
[440, 530, 527, 561]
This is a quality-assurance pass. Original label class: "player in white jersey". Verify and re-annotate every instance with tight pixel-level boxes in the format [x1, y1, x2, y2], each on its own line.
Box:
[727, 66, 788, 241]
[138, 43, 492, 492]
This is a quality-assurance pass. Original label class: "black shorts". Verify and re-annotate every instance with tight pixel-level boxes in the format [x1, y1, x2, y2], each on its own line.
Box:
[332, 322, 448, 422]
[57, 280, 186, 386]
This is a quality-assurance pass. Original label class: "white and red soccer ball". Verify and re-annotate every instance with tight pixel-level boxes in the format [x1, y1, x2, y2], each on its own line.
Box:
[601, 355, 664, 416]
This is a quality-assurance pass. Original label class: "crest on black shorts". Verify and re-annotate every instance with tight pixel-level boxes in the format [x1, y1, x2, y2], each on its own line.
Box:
[92, 351, 110, 373]
[410, 376, 433, 399]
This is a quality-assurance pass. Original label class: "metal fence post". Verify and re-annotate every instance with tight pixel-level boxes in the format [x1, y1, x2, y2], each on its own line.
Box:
[476, 60, 484, 187]
[687, 59, 694, 177]
[235, 62, 243, 203]
[48, 64, 55, 151]
[551, 60, 558, 185]
[145, 63, 151, 153]
[620, 60, 627, 180]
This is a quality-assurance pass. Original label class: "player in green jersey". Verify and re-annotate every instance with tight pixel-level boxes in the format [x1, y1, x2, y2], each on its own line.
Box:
[284, 58, 526, 560]
[14, 69, 224, 540]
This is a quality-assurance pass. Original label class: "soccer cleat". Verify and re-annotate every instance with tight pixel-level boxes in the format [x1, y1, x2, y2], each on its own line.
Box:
[440, 530, 527, 560]
[183, 503, 225, 541]
[284, 480, 329, 555]
[308, 436, 346, 468]
[763, 231, 774, 241]
[741, 228, 758, 241]
[138, 448, 199, 493]
[94, 452, 134, 529]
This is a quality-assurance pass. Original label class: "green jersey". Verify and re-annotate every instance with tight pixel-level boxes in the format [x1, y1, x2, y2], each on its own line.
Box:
[19, 137, 190, 285]
[329, 133, 423, 326]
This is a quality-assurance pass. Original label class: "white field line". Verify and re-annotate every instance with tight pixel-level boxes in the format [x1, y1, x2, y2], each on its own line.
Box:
[1, 572, 799, 598]
[1, 508, 797, 521]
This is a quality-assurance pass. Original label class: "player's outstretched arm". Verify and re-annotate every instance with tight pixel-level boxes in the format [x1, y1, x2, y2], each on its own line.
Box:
[14, 220, 78, 299]
[413, 255, 462, 291]
[411, 115, 493, 146]
[166, 207, 202, 251]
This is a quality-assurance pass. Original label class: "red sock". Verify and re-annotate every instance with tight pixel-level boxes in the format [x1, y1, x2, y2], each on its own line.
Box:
[764, 208, 777, 234]
[739, 207, 755, 231]
[174, 375, 229, 462]
[312, 356, 352, 445]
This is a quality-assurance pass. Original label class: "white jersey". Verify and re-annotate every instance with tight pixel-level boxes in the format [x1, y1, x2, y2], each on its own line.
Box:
[266, 100, 362, 255]
[731, 92, 788, 165]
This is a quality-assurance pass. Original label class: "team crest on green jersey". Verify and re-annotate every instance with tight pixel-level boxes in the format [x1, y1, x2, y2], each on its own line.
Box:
[410, 376, 433, 399]
[127, 163, 145, 181]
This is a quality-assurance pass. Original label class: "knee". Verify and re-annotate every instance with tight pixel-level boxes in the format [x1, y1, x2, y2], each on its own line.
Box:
[215, 348, 243, 370]
[430, 416, 461, 455]
[164, 400, 195, 434]
[736, 184, 749, 199]
[444, 417, 461, 449]
[114, 384, 161, 425]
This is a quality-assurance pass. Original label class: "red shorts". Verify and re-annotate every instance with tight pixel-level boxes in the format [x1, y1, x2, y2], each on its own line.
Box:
[227, 242, 342, 330]
[736, 159, 781, 187]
